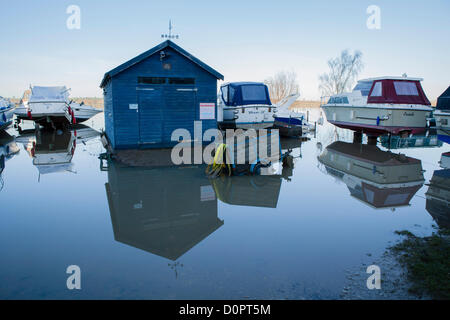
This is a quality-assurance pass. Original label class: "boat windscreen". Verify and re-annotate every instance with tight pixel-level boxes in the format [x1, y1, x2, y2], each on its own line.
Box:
[353, 81, 373, 96]
[29, 86, 69, 103]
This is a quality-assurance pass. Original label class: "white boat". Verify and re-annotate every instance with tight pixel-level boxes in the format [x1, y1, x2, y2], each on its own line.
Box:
[318, 141, 424, 209]
[433, 86, 450, 131]
[320, 76, 433, 136]
[69, 102, 102, 121]
[0, 97, 15, 130]
[15, 86, 75, 128]
[272, 93, 305, 137]
[217, 82, 276, 130]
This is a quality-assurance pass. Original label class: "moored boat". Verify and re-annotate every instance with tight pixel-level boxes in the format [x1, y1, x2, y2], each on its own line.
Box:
[433, 86, 450, 132]
[320, 76, 433, 136]
[69, 102, 102, 121]
[15, 86, 75, 129]
[217, 82, 276, 130]
[0, 97, 15, 130]
[272, 93, 305, 137]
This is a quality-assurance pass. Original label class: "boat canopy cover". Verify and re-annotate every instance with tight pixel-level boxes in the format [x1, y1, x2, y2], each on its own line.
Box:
[29, 86, 69, 103]
[436, 86, 450, 111]
[221, 82, 272, 106]
[366, 79, 430, 105]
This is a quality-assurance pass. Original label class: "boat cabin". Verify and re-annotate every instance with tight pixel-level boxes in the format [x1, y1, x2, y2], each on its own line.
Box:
[359, 77, 431, 105]
[220, 82, 272, 106]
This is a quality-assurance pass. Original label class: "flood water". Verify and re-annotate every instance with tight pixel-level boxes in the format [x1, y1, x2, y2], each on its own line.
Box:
[0, 109, 448, 299]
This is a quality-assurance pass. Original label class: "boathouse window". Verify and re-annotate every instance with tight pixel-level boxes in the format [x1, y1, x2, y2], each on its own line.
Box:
[241, 85, 267, 101]
[393, 81, 419, 96]
[138, 77, 166, 84]
[370, 81, 382, 97]
[169, 77, 195, 85]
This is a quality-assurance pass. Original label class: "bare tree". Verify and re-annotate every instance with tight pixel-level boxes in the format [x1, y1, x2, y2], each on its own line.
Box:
[264, 70, 299, 103]
[319, 50, 363, 96]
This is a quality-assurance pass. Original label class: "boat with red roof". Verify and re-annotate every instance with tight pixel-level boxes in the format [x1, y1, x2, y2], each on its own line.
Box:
[320, 76, 433, 136]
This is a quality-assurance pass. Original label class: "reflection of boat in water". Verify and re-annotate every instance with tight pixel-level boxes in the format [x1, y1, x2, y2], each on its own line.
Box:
[318, 141, 425, 209]
[17, 126, 100, 175]
[437, 129, 450, 145]
[211, 175, 282, 208]
[0, 132, 20, 191]
[105, 162, 222, 260]
[425, 168, 450, 228]
[379, 131, 442, 149]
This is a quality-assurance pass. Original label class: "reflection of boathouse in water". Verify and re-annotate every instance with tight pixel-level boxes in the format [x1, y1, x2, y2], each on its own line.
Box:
[105, 161, 223, 260]
[318, 141, 425, 209]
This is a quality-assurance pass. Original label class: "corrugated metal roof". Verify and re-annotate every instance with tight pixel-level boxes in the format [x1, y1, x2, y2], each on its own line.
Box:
[100, 40, 223, 88]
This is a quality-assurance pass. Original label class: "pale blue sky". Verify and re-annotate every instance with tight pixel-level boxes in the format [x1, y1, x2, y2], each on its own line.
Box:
[0, 0, 449, 100]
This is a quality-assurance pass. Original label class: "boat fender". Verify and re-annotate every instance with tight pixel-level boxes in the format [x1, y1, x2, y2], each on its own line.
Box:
[2, 113, 6, 122]
[27, 110, 32, 119]
[376, 116, 380, 126]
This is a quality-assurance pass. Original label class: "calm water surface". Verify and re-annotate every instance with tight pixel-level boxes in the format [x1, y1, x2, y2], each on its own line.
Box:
[0, 109, 448, 299]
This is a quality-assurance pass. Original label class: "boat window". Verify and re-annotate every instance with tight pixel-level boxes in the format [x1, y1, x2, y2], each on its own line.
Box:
[221, 86, 229, 104]
[353, 81, 373, 96]
[241, 85, 267, 101]
[138, 77, 166, 84]
[168, 78, 195, 85]
[342, 97, 349, 104]
[370, 81, 382, 97]
[229, 86, 235, 102]
[393, 81, 419, 96]
[334, 97, 342, 104]
[328, 97, 335, 104]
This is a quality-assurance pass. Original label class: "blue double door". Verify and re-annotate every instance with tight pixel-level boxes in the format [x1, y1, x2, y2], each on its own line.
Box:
[137, 86, 197, 146]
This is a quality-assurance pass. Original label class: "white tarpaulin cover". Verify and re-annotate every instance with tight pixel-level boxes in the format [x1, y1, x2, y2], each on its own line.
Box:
[29, 86, 69, 103]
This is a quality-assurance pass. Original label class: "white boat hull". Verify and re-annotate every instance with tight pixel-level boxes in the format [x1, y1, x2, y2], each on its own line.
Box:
[321, 104, 432, 135]
[220, 105, 275, 130]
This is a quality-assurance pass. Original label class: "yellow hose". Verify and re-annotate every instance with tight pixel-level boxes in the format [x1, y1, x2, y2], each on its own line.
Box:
[206, 143, 232, 177]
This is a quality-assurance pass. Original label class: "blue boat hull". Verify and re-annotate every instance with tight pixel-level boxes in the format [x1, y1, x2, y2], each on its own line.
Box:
[273, 117, 303, 137]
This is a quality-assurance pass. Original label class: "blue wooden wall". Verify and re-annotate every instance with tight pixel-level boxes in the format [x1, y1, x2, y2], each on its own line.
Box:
[104, 47, 218, 149]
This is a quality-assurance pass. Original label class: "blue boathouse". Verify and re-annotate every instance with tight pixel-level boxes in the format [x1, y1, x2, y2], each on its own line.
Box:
[100, 40, 224, 149]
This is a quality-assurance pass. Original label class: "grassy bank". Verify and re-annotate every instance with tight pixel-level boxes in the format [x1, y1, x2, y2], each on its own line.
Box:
[390, 229, 450, 299]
